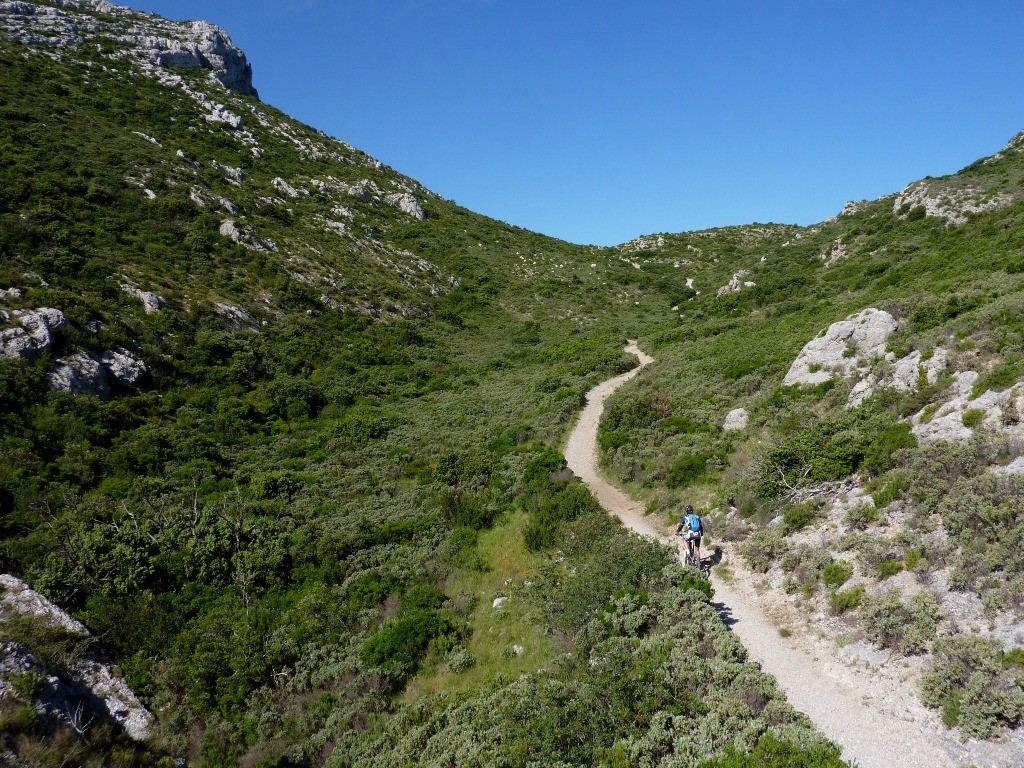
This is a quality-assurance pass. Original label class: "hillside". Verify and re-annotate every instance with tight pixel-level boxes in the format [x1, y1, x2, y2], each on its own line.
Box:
[0, 1, 1022, 767]
[0, 2, 850, 767]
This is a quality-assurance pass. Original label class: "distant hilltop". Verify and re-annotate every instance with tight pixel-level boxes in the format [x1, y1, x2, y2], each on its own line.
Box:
[0, 0, 258, 96]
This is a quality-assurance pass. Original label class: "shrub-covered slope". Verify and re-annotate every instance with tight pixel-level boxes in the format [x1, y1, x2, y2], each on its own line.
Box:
[603, 131, 1024, 746]
[0, 2, 850, 766]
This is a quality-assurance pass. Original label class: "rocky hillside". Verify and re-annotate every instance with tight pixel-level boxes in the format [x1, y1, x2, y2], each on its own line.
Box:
[597, 127, 1024, 756]
[0, 3, 855, 767]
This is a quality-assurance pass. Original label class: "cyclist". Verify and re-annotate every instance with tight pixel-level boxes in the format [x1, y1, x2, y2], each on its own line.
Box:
[675, 504, 703, 565]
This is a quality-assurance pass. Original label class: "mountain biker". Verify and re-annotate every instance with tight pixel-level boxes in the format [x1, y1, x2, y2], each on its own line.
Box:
[675, 504, 703, 564]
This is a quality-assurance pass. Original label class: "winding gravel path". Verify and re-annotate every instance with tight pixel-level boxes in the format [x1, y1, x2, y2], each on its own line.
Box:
[563, 340, 953, 768]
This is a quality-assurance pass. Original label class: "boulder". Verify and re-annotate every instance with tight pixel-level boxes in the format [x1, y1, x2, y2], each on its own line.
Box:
[0, 307, 68, 360]
[387, 192, 426, 220]
[716, 270, 755, 297]
[47, 351, 111, 398]
[0, 575, 154, 741]
[119, 282, 165, 314]
[100, 347, 147, 387]
[723, 408, 749, 430]
[848, 348, 948, 407]
[783, 308, 897, 387]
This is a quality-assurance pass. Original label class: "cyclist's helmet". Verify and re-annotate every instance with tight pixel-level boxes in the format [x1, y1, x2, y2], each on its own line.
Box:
[685, 504, 693, 514]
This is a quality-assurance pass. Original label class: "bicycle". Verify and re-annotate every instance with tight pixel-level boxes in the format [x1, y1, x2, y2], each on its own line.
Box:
[676, 532, 711, 578]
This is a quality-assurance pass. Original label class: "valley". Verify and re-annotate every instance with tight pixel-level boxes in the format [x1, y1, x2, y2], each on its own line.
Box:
[0, 2, 1023, 767]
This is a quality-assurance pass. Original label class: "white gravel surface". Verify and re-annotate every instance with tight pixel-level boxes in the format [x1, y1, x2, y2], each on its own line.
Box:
[563, 341, 969, 768]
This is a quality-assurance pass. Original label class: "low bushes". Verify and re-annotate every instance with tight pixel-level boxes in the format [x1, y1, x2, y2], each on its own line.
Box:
[921, 635, 1024, 739]
[860, 591, 940, 654]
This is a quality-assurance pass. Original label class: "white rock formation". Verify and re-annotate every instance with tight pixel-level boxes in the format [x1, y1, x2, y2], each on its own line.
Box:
[492, 596, 508, 609]
[387, 192, 426, 220]
[847, 348, 949, 407]
[911, 371, 1024, 443]
[716, 271, 755, 297]
[994, 456, 1024, 475]
[47, 351, 111, 398]
[119, 281, 165, 313]
[210, 160, 245, 185]
[723, 408, 749, 431]
[0, 307, 69, 360]
[0, 3, 258, 97]
[783, 308, 898, 386]
[214, 301, 257, 330]
[892, 180, 1013, 227]
[100, 347, 147, 387]
[272, 177, 302, 198]
[0, 574, 154, 741]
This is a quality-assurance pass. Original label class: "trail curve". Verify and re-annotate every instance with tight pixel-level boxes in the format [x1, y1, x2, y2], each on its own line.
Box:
[562, 340, 953, 768]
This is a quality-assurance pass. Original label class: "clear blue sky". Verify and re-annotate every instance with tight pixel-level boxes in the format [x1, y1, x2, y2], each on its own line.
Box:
[134, 1, 1024, 246]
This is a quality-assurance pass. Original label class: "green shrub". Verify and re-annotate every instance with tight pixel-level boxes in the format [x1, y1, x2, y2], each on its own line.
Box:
[782, 501, 821, 534]
[861, 592, 940, 654]
[843, 502, 877, 530]
[740, 528, 788, 573]
[876, 557, 904, 580]
[668, 452, 712, 488]
[697, 733, 847, 767]
[827, 587, 864, 614]
[822, 560, 853, 590]
[961, 408, 984, 428]
[921, 635, 1024, 739]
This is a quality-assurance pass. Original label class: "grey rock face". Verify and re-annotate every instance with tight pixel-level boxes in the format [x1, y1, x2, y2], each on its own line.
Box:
[847, 348, 949, 408]
[783, 308, 897, 387]
[0, 574, 154, 741]
[100, 347, 147, 387]
[716, 270, 755, 297]
[723, 408, 749, 431]
[0, 307, 68, 360]
[0, 2, 258, 97]
[119, 282, 165, 314]
[47, 351, 111, 398]
[387, 192, 426, 220]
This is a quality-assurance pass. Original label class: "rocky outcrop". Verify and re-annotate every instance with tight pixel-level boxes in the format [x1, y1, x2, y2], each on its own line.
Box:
[47, 351, 111, 398]
[783, 308, 897, 387]
[0, 307, 68, 360]
[387, 192, 426, 220]
[0, 1, 258, 97]
[910, 371, 1024, 443]
[0, 574, 154, 741]
[893, 180, 1012, 227]
[100, 347, 147, 387]
[119, 281, 165, 314]
[716, 271, 756, 297]
[723, 408, 749, 431]
[847, 348, 949, 407]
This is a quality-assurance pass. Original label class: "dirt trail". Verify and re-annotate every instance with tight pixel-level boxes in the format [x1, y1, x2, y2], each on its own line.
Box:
[563, 341, 954, 768]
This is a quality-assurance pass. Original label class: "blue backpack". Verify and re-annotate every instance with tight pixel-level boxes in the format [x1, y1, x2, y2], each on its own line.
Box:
[685, 513, 701, 533]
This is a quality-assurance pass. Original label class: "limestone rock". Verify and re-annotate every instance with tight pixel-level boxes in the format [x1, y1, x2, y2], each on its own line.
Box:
[100, 347, 147, 387]
[910, 371, 1024, 443]
[214, 301, 258, 330]
[0, 2, 257, 98]
[0, 307, 68, 360]
[492, 596, 508, 609]
[387, 192, 426, 220]
[893, 180, 1012, 226]
[783, 308, 897, 387]
[848, 348, 948, 408]
[723, 408, 749, 430]
[47, 351, 111, 398]
[211, 160, 245, 185]
[994, 456, 1024, 476]
[272, 177, 302, 198]
[716, 270, 755, 297]
[119, 282, 165, 314]
[0, 575, 154, 741]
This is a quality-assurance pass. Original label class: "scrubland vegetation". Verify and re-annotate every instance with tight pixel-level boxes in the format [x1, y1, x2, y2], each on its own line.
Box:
[5, 1, 1024, 762]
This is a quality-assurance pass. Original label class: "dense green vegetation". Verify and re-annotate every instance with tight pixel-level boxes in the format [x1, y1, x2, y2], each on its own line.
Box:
[6, 0, 1024, 761]
[0, 19, 851, 767]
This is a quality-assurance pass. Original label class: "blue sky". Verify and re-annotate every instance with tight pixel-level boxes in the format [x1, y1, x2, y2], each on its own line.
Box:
[134, 1, 1024, 246]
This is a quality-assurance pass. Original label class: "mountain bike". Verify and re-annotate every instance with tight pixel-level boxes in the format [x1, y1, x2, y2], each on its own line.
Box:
[677, 533, 711, 578]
